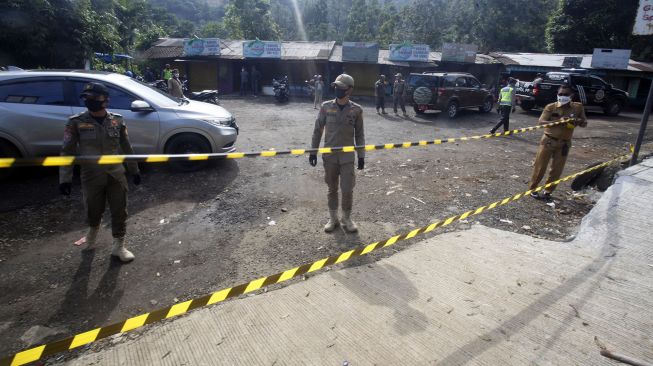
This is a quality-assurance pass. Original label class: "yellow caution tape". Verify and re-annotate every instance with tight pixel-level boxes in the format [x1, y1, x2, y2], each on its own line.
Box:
[0, 120, 570, 168]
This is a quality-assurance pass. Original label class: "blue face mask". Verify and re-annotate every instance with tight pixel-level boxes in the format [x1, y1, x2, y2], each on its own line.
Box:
[335, 87, 349, 99]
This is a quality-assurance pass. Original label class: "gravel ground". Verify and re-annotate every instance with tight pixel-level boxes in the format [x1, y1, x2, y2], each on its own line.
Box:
[0, 95, 650, 360]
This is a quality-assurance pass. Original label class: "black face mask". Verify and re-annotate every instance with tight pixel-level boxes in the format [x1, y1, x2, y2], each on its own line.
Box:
[335, 88, 349, 99]
[85, 99, 105, 112]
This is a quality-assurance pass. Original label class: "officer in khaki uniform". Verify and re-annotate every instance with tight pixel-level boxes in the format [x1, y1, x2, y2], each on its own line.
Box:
[309, 74, 365, 233]
[529, 84, 587, 202]
[59, 82, 141, 262]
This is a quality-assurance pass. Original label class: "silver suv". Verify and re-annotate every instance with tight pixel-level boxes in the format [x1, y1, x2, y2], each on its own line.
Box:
[0, 70, 238, 168]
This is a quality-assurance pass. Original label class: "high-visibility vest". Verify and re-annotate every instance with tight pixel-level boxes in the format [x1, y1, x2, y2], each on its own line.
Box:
[163, 69, 172, 80]
[499, 86, 514, 105]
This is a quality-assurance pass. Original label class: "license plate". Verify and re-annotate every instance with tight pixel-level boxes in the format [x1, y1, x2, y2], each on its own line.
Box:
[418, 105, 428, 111]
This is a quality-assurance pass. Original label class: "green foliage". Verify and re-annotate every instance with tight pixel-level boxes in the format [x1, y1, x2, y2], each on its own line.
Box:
[346, 0, 370, 41]
[223, 0, 280, 40]
[545, 0, 651, 60]
[201, 22, 231, 38]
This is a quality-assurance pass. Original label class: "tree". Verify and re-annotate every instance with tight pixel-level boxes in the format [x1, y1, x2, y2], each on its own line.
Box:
[201, 22, 230, 38]
[546, 0, 640, 54]
[346, 0, 370, 41]
[223, 0, 280, 40]
[304, 0, 329, 41]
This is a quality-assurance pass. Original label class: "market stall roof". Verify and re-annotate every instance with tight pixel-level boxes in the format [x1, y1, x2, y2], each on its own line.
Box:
[142, 38, 335, 61]
[329, 46, 438, 67]
[491, 52, 653, 73]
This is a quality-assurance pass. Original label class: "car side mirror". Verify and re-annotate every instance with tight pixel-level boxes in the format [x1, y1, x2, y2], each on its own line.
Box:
[131, 100, 154, 112]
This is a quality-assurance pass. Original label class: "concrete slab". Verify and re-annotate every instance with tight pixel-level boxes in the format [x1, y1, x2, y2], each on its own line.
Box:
[64, 161, 653, 365]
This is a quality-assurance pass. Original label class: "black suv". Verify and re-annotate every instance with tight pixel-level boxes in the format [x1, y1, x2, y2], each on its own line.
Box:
[515, 72, 629, 116]
[406, 72, 494, 118]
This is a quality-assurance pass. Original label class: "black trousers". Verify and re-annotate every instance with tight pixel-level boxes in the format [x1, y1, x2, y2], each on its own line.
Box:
[491, 105, 512, 133]
[376, 97, 385, 111]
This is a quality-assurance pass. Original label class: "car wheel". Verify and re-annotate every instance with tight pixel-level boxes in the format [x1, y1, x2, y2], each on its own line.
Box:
[413, 105, 424, 115]
[520, 100, 534, 111]
[0, 139, 21, 180]
[479, 97, 493, 113]
[446, 101, 459, 119]
[164, 133, 211, 172]
[604, 100, 623, 116]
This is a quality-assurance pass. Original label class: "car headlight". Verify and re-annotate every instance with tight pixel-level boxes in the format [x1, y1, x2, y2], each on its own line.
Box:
[202, 116, 235, 127]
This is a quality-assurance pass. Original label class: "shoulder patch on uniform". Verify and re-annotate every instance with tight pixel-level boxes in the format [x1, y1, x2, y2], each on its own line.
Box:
[349, 101, 362, 109]
[68, 112, 85, 121]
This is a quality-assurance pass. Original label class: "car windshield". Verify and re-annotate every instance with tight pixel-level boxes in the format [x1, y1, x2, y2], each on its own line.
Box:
[122, 77, 185, 107]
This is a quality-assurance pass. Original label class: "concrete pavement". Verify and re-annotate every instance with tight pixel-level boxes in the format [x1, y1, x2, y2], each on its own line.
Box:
[63, 159, 653, 365]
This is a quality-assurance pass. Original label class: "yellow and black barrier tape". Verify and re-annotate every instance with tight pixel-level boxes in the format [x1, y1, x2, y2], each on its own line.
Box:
[0, 120, 571, 169]
[0, 152, 627, 366]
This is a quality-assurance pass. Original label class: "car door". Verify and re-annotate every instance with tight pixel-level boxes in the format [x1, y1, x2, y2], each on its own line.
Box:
[69, 79, 160, 154]
[466, 77, 484, 106]
[0, 78, 73, 156]
[571, 76, 592, 106]
[453, 77, 471, 107]
[589, 76, 608, 105]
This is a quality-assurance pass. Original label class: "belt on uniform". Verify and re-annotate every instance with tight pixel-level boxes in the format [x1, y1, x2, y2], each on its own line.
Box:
[544, 134, 570, 142]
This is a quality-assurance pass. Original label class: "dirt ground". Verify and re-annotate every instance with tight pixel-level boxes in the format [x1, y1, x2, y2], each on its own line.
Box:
[0, 96, 650, 360]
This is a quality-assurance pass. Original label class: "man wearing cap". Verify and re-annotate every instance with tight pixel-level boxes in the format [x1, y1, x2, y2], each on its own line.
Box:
[490, 77, 517, 134]
[314, 75, 324, 109]
[375, 75, 388, 114]
[59, 82, 141, 262]
[393, 73, 408, 117]
[528, 84, 587, 202]
[310, 74, 365, 233]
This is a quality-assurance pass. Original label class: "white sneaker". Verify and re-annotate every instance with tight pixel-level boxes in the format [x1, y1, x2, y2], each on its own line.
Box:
[324, 210, 340, 232]
[111, 237, 135, 262]
[341, 210, 358, 233]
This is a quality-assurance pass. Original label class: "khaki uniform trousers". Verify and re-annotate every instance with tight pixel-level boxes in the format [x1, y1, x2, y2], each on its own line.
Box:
[83, 174, 128, 238]
[323, 160, 356, 211]
[529, 135, 571, 193]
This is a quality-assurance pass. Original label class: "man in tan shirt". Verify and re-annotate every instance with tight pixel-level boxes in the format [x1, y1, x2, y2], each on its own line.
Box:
[310, 74, 365, 233]
[167, 69, 184, 98]
[529, 84, 587, 202]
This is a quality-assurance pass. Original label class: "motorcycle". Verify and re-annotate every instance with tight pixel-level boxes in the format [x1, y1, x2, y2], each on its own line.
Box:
[183, 80, 220, 105]
[150, 79, 168, 93]
[273, 76, 289, 103]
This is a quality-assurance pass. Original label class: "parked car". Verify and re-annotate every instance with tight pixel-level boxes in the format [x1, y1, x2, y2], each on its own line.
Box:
[515, 71, 629, 116]
[0, 70, 238, 172]
[406, 72, 494, 118]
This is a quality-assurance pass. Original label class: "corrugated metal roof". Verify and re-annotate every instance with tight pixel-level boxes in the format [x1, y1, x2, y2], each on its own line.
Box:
[492, 52, 653, 73]
[330, 46, 437, 67]
[142, 39, 335, 61]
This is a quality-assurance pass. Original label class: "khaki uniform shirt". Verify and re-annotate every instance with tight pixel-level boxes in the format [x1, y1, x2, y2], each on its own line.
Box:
[168, 78, 184, 98]
[393, 80, 406, 97]
[539, 101, 587, 141]
[312, 99, 365, 164]
[60, 111, 139, 186]
[375, 80, 386, 98]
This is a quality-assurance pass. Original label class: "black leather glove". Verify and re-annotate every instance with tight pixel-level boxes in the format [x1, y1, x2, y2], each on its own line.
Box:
[133, 174, 141, 185]
[59, 182, 71, 196]
[357, 158, 364, 170]
[309, 154, 317, 167]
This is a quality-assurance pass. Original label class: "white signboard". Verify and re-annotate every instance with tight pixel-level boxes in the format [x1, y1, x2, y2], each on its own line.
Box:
[441, 43, 478, 63]
[243, 40, 282, 59]
[633, 0, 653, 35]
[342, 42, 379, 62]
[388, 43, 430, 62]
[591, 49, 631, 70]
[183, 38, 221, 56]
